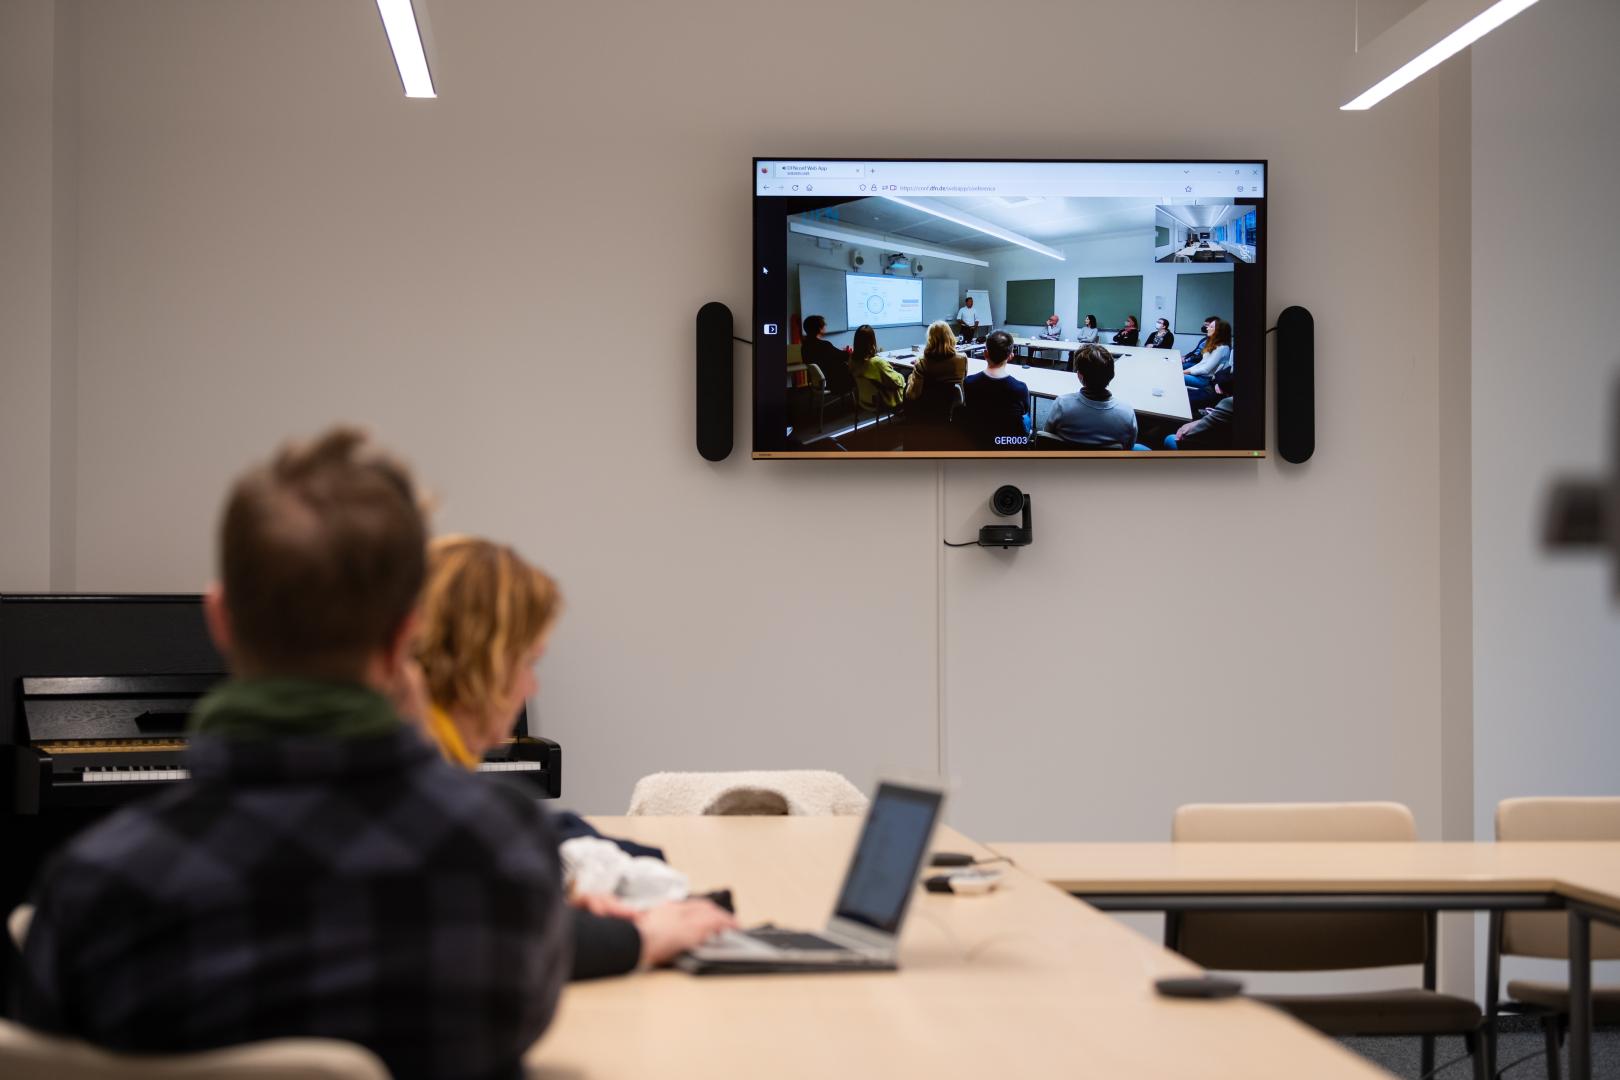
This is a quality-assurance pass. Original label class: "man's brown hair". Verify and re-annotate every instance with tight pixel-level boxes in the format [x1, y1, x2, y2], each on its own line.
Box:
[1073, 343, 1116, 390]
[219, 427, 427, 676]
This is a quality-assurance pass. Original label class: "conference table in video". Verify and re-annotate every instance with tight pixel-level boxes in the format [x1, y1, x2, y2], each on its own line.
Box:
[881, 343, 1192, 423]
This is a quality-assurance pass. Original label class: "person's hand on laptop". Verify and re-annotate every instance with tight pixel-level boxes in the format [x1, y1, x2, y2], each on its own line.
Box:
[633, 899, 737, 968]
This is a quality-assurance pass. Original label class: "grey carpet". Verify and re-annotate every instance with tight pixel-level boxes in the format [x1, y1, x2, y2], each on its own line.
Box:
[1343, 1019, 1620, 1078]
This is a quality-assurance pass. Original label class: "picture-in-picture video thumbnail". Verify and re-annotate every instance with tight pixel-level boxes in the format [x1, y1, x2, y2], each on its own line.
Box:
[780, 189, 1259, 455]
[1155, 205, 1257, 264]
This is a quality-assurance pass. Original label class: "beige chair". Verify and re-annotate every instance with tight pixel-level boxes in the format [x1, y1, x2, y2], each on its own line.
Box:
[1489, 797, 1620, 1080]
[0, 1019, 389, 1080]
[1173, 802, 1486, 1080]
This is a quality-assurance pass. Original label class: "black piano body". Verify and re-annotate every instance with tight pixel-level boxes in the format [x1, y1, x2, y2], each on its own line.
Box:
[2, 594, 561, 918]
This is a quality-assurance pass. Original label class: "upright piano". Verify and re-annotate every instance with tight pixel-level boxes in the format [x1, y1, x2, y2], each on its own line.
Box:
[1, 594, 561, 917]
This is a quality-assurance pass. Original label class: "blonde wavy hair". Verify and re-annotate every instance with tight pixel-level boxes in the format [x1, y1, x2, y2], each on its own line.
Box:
[413, 535, 561, 726]
[924, 320, 957, 359]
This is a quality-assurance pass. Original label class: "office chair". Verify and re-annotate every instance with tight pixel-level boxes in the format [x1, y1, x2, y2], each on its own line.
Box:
[0, 1019, 389, 1080]
[1172, 802, 1488, 1080]
[1488, 797, 1620, 1080]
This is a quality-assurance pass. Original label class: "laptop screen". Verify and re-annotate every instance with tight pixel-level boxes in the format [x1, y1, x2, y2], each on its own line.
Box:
[833, 781, 945, 934]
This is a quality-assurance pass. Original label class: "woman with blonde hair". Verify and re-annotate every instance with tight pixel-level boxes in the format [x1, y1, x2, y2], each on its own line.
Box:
[412, 535, 734, 978]
[906, 320, 967, 405]
[413, 536, 560, 767]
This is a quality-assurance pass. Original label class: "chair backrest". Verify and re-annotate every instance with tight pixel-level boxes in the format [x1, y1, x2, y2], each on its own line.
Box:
[0, 1019, 390, 1080]
[1033, 432, 1120, 451]
[912, 379, 958, 423]
[1173, 802, 1426, 972]
[805, 362, 825, 391]
[1497, 797, 1620, 959]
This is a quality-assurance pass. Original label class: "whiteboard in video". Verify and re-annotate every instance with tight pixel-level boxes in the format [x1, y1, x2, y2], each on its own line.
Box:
[846, 274, 923, 329]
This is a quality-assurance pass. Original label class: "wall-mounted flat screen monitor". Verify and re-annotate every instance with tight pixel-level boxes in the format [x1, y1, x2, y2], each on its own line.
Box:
[752, 159, 1267, 458]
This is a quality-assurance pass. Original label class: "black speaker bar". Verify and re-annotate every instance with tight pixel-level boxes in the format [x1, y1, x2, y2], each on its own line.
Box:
[1276, 305, 1314, 464]
[696, 302, 734, 462]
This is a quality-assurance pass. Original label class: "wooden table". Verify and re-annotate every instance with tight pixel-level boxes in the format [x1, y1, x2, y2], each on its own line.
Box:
[991, 840, 1620, 1080]
[524, 817, 1392, 1079]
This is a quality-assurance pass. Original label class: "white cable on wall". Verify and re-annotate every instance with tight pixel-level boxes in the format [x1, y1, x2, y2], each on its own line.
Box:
[935, 462, 949, 780]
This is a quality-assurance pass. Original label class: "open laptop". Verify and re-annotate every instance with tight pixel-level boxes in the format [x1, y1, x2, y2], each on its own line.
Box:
[676, 779, 945, 974]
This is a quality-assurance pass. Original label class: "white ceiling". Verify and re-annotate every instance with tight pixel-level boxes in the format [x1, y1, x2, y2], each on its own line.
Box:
[1155, 202, 1254, 231]
[816, 195, 1244, 256]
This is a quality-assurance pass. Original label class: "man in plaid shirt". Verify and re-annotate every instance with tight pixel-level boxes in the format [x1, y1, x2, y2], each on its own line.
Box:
[17, 428, 570, 1080]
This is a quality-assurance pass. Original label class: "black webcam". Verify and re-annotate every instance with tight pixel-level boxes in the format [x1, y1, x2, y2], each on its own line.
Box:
[979, 485, 1033, 548]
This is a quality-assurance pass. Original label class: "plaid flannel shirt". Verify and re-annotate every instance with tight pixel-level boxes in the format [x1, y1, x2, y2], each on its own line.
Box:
[18, 723, 570, 1080]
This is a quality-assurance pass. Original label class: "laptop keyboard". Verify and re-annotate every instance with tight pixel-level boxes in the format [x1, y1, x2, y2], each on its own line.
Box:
[745, 929, 850, 951]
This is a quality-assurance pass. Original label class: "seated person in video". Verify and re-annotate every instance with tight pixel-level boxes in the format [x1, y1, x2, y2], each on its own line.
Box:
[1165, 382, 1235, 450]
[1143, 317, 1175, 349]
[1038, 314, 1062, 340]
[1182, 315, 1216, 367]
[410, 535, 735, 981]
[1040, 343, 1140, 450]
[962, 331, 1031, 448]
[1076, 313, 1101, 344]
[800, 314, 853, 397]
[1112, 315, 1140, 347]
[848, 324, 906, 411]
[1184, 318, 1233, 406]
[906, 320, 968, 423]
[16, 428, 571, 1080]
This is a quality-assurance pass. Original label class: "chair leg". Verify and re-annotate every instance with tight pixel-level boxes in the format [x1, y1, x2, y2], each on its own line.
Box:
[1421, 1034, 1435, 1079]
[1543, 1015, 1563, 1080]
[1465, 1029, 1488, 1080]
[1485, 911, 1504, 1078]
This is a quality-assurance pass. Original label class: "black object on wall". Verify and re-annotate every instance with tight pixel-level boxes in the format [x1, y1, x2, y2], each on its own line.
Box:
[696, 302, 734, 462]
[1543, 379, 1620, 594]
[978, 485, 1033, 548]
[1276, 305, 1315, 464]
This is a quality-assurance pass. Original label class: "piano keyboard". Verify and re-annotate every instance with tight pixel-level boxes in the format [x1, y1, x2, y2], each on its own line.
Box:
[74, 762, 542, 781]
[82, 767, 192, 783]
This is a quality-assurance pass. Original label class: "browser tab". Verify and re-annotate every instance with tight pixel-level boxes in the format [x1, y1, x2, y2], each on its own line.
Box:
[771, 162, 866, 179]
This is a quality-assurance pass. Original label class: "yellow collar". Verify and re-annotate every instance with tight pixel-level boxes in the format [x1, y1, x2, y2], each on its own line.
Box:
[426, 703, 480, 771]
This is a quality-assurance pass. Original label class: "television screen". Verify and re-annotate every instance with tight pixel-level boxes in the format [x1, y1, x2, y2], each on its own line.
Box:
[752, 159, 1267, 458]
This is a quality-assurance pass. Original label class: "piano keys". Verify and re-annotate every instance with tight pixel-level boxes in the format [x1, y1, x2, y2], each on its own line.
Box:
[1, 594, 562, 922]
[13, 672, 562, 810]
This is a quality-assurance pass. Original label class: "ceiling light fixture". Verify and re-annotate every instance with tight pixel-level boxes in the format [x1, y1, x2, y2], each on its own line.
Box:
[788, 220, 990, 268]
[880, 196, 1066, 261]
[1342, 0, 1539, 110]
[376, 0, 436, 99]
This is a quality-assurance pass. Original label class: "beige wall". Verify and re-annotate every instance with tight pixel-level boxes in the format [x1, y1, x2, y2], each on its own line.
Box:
[1470, 0, 1620, 987]
[0, 1, 57, 590]
[34, 1, 1447, 858]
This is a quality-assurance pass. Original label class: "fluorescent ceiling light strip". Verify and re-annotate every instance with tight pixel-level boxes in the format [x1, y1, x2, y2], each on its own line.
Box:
[1341, 0, 1539, 110]
[880, 196, 1066, 261]
[377, 0, 436, 98]
[788, 220, 990, 267]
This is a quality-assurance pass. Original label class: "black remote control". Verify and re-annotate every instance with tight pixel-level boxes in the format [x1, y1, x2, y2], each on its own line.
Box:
[1154, 975, 1244, 999]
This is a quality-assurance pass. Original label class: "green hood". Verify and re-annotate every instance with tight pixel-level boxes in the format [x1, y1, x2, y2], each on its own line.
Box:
[191, 678, 400, 741]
